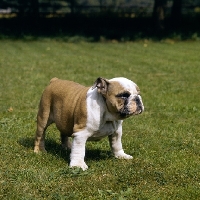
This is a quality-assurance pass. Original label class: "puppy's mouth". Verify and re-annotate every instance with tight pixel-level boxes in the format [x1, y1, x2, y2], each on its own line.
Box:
[119, 111, 131, 118]
[119, 107, 142, 118]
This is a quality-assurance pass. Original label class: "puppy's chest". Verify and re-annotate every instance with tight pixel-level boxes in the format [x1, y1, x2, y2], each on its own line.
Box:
[88, 121, 119, 141]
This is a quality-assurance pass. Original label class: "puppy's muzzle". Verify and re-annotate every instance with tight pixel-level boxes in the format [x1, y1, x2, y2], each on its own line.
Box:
[135, 95, 144, 114]
[119, 95, 144, 118]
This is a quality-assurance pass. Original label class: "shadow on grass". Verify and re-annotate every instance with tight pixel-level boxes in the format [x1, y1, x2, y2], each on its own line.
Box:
[18, 137, 112, 163]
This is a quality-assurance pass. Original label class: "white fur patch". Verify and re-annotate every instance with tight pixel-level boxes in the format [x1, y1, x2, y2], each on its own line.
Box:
[70, 129, 91, 171]
[86, 87, 106, 132]
[109, 77, 138, 95]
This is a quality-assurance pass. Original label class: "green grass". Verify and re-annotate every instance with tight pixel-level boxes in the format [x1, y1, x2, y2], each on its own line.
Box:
[0, 39, 200, 199]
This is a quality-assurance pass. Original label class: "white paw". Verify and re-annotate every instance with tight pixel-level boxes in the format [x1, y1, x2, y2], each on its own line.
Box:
[114, 150, 133, 159]
[69, 160, 88, 171]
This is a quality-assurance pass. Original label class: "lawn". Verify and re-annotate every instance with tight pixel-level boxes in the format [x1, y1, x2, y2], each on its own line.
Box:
[0, 39, 200, 199]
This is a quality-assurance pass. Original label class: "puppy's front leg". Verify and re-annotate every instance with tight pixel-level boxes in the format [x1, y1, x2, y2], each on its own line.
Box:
[70, 130, 90, 171]
[108, 126, 133, 159]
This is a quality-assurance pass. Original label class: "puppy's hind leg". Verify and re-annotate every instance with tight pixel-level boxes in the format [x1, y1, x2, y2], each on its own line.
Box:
[60, 133, 72, 151]
[34, 107, 52, 153]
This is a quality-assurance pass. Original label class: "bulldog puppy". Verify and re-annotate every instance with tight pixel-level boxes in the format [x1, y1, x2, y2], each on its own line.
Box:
[34, 77, 144, 170]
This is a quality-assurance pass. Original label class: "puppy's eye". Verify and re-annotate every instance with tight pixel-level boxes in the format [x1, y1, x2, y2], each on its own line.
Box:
[116, 92, 130, 99]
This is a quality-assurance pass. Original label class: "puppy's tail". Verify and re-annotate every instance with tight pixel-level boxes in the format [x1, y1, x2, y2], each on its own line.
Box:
[50, 77, 58, 84]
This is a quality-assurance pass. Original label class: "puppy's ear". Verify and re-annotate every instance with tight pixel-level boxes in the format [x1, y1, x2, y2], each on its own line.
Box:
[92, 77, 110, 95]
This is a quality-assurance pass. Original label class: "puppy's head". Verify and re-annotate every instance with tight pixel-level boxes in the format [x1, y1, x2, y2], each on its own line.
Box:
[92, 77, 144, 120]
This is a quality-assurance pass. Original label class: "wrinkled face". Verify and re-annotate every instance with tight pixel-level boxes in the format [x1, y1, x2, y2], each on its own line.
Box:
[106, 78, 144, 119]
[93, 77, 144, 120]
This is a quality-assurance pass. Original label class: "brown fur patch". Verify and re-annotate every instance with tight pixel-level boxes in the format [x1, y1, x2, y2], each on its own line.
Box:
[50, 77, 59, 83]
[104, 81, 127, 113]
[108, 81, 126, 95]
[38, 79, 89, 136]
